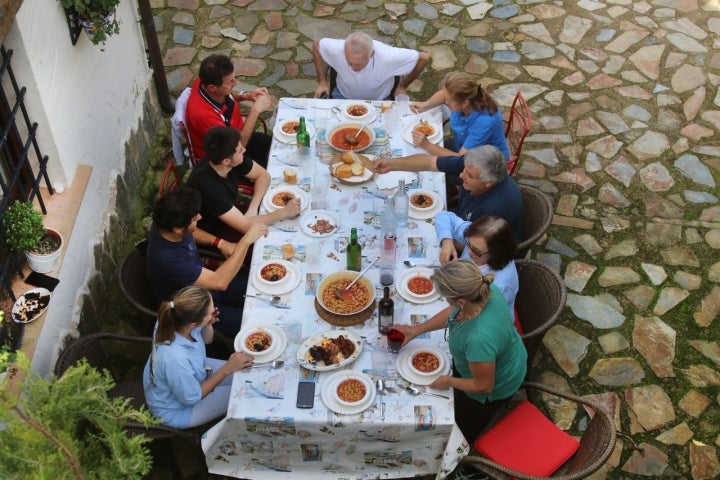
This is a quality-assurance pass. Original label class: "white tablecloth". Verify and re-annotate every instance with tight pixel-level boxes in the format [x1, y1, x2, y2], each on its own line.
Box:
[202, 98, 469, 479]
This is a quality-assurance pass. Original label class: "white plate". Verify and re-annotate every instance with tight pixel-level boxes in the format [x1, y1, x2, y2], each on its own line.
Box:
[299, 210, 339, 237]
[407, 192, 444, 220]
[11, 288, 51, 324]
[341, 103, 377, 123]
[262, 185, 309, 213]
[330, 161, 374, 184]
[396, 343, 451, 386]
[402, 121, 443, 145]
[234, 324, 287, 364]
[273, 119, 316, 144]
[407, 189, 442, 213]
[396, 267, 440, 304]
[401, 269, 436, 299]
[296, 330, 363, 371]
[254, 259, 295, 288]
[250, 262, 301, 295]
[321, 370, 376, 414]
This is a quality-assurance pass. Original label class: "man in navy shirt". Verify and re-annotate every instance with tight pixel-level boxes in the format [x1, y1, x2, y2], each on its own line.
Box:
[146, 187, 268, 337]
[374, 145, 523, 240]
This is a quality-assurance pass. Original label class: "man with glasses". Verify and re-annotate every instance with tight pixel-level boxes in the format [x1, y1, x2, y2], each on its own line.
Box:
[374, 145, 522, 239]
[312, 32, 430, 100]
[146, 187, 268, 336]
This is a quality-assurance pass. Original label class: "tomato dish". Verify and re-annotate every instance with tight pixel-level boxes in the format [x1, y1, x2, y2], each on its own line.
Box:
[412, 351, 440, 373]
[407, 276, 433, 296]
[260, 263, 287, 282]
[272, 191, 296, 206]
[336, 378, 366, 403]
[330, 127, 372, 151]
[410, 193, 434, 209]
[321, 278, 372, 314]
[245, 331, 273, 352]
[281, 120, 300, 134]
[346, 104, 369, 117]
[413, 122, 435, 137]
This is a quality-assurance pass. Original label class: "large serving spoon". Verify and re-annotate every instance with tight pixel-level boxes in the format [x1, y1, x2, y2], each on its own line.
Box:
[335, 257, 380, 300]
[344, 119, 371, 145]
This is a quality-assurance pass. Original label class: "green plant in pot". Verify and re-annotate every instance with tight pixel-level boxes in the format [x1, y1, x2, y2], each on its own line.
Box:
[60, 0, 121, 45]
[2, 201, 64, 273]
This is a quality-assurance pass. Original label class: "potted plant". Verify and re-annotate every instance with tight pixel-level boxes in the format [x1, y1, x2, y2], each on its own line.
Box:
[2, 201, 64, 273]
[60, 0, 121, 45]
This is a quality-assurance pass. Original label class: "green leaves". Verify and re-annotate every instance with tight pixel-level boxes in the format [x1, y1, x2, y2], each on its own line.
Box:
[2, 201, 45, 252]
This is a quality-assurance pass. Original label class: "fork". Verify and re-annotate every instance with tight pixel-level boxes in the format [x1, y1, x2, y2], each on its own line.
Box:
[244, 295, 291, 309]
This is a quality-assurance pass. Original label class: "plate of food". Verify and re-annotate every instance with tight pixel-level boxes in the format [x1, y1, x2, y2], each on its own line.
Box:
[402, 119, 442, 145]
[396, 343, 450, 386]
[296, 330, 364, 371]
[250, 260, 301, 295]
[406, 189, 443, 220]
[273, 118, 316, 144]
[262, 185, 308, 213]
[299, 210, 339, 237]
[316, 270, 375, 315]
[321, 370, 376, 415]
[327, 123, 376, 152]
[234, 324, 287, 364]
[396, 267, 440, 304]
[12, 288, 51, 324]
[340, 103, 376, 122]
[329, 152, 375, 185]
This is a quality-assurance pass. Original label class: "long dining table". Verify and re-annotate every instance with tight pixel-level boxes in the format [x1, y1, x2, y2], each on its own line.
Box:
[202, 97, 469, 479]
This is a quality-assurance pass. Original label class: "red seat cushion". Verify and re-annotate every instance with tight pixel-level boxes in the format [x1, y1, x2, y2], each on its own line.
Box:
[474, 400, 579, 477]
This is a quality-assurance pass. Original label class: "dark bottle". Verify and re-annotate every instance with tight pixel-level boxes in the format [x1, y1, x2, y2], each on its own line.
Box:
[378, 286, 394, 335]
[347, 227, 362, 271]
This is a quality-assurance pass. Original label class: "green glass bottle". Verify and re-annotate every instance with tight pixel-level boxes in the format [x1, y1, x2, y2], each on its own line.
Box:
[296, 116, 311, 176]
[347, 227, 362, 271]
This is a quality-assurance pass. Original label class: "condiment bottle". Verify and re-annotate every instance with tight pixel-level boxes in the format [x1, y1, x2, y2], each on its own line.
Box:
[378, 286, 394, 335]
[393, 179, 408, 227]
[347, 227, 362, 271]
[296, 116, 311, 177]
[379, 199, 396, 286]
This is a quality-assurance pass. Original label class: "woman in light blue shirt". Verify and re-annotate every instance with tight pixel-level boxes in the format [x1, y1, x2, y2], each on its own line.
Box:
[143, 285, 253, 428]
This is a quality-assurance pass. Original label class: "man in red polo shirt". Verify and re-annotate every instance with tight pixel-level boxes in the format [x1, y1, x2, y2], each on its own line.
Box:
[186, 54, 274, 166]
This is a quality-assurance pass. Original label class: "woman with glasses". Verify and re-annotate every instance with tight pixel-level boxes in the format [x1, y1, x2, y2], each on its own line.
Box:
[392, 260, 527, 442]
[435, 212, 518, 318]
[143, 285, 253, 428]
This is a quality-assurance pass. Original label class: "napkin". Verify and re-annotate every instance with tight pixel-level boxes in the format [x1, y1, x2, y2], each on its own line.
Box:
[373, 171, 418, 190]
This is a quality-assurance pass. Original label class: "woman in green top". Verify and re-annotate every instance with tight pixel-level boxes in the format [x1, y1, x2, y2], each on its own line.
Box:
[393, 259, 527, 442]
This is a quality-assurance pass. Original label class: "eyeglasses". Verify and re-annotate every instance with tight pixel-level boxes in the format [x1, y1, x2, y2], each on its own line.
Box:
[464, 237, 491, 258]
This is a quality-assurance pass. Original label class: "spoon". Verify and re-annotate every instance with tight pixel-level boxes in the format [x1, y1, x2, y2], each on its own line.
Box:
[403, 385, 449, 399]
[335, 257, 380, 300]
[244, 294, 291, 309]
[376, 378, 386, 419]
[403, 260, 441, 268]
[344, 119, 371, 145]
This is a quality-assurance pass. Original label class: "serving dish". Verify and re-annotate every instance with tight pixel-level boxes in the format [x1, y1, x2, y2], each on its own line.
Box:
[315, 270, 375, 315]
[327, 122, 376, 152]
[11, 288, 51, 324]
[296, 330, 363, 371]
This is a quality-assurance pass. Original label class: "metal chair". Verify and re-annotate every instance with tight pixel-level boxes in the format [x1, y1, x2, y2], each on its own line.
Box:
[515, 185, 553, 259]
[514, 259, 566, 368]
[504, 92, 532, 176]
[54, 332, 218, 479]
[459, 382, 616, 480]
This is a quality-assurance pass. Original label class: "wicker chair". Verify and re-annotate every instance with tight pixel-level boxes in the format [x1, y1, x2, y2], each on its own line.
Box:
[118, 242, 158, 321]
[459, 382, 616, 480]
[515, 259, 566, 368]
[516, 185, 553, 259]
[54, 332, 220, 479]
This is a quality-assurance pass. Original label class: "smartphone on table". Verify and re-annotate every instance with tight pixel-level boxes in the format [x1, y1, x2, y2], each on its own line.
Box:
[296, 382, 315, 409]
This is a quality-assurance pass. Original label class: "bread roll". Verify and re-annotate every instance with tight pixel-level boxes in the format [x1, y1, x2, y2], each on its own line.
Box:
[342, 152, 356, 164]
[284, 167, 297, 184]
[282, 243, 295, 260]
[335, 164, 353, 178]
[351, 162, 364, 176]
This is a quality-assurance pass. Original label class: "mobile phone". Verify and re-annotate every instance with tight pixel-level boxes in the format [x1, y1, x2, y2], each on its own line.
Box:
[296, 382, 315, 409]
[25, 271, 60, 292]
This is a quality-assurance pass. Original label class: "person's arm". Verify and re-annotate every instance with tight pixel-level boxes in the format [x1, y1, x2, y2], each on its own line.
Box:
[391, 305, 452, 346]
[194, 223, 268, 290]
[435, 211, 470, 264]
[409, 89, 445, 114]
[312, 39, 330, 98]
[200, 351, 254, 397]
[239, 94, 273, 147]
[430, 361, 496, 393]
[394, 52, 431, 96]
[243, 163, 271, 216]
[373, 154, 439, 174]
[191, 226, 236, 258]
[412, 132, 464, 157]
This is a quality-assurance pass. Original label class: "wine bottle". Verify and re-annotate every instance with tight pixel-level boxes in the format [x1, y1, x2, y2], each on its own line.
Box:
[296, 116, 311, 176]
[393, 179, 408, 227]
[380, 199, 396, 286]
[347, 227, 362, 271]
[378, 286, 394, 335]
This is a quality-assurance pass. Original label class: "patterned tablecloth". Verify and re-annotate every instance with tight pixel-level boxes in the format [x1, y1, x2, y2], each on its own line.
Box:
[202, 98, 470, 479]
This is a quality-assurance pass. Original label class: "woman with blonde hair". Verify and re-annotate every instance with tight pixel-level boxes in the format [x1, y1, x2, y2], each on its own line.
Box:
[392, 260, 526, 441]
[143, 285, 253, 428]
[408, 72, 509, 159]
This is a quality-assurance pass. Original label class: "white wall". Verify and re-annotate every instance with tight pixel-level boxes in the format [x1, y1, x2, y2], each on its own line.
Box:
[4, 0, 155, 376]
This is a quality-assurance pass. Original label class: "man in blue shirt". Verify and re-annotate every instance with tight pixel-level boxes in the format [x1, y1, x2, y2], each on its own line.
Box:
[374, 145, 523, 240]
[146, 187, 268, 336]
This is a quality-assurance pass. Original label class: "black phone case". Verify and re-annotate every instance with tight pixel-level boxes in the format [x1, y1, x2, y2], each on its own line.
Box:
[296, 382, 315, 408]
[25, 271, 60, 291]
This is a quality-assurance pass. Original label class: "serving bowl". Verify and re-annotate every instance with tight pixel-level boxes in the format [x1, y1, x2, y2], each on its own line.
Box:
[327, 122, 376, 153]
[408, 348, 445, 377]
[316, 270, 375, 315]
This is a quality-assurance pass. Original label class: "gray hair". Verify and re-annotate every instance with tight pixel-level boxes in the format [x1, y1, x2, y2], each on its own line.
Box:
[430, 259, 494, 305]
[345, 32, 374, 57]
[464, 145, 507, 184]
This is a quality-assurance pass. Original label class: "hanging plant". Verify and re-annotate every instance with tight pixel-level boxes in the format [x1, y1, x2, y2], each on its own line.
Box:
[60, 0, 121, 45]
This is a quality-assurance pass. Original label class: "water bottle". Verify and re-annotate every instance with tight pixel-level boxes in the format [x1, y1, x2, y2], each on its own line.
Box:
[296, 116, 311, 177]
[347, 227, 362, 271]
[380, 199, 396, 286]
[378, 286, 394, 335]
[311, 168, 329, 210]
[393, 179, 409, 227]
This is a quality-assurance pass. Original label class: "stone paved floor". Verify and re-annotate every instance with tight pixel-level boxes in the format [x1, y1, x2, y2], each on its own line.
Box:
[150, 0, 720, 478]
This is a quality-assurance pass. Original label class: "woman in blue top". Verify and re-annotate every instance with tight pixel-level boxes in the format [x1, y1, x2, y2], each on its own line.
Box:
[392, 260, 527, 442]
[409, 72, 510, 159]
[143, 285, 253, 428]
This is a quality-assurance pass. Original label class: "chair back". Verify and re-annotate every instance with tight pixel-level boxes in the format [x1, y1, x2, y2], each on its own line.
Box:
[158, 161, 182, 197]
[516, 185, 553, 259]
[515, 259, 566, 368]
[504, 92, 532, 176]
[117, 242, 159, 320]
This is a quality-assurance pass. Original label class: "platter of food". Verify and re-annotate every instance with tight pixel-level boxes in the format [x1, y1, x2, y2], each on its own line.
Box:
[316, 270, 375, 315]
[406, 189, 443, 220]
[262, 185, 308, 213]
[12, 288, 51, 324]
[329, 152, 375, 185]
[234, 324, 287, 363]
[321, 370, 376, 414]
[396, 343, 450, 386]
[299, 210, 338, 237]
[296, 330, 363, 371]
[273, 118, 316, 144]
[402, 119, 442, 145]
[396, 267, 440, 304]
[327, 123, 376, 152]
